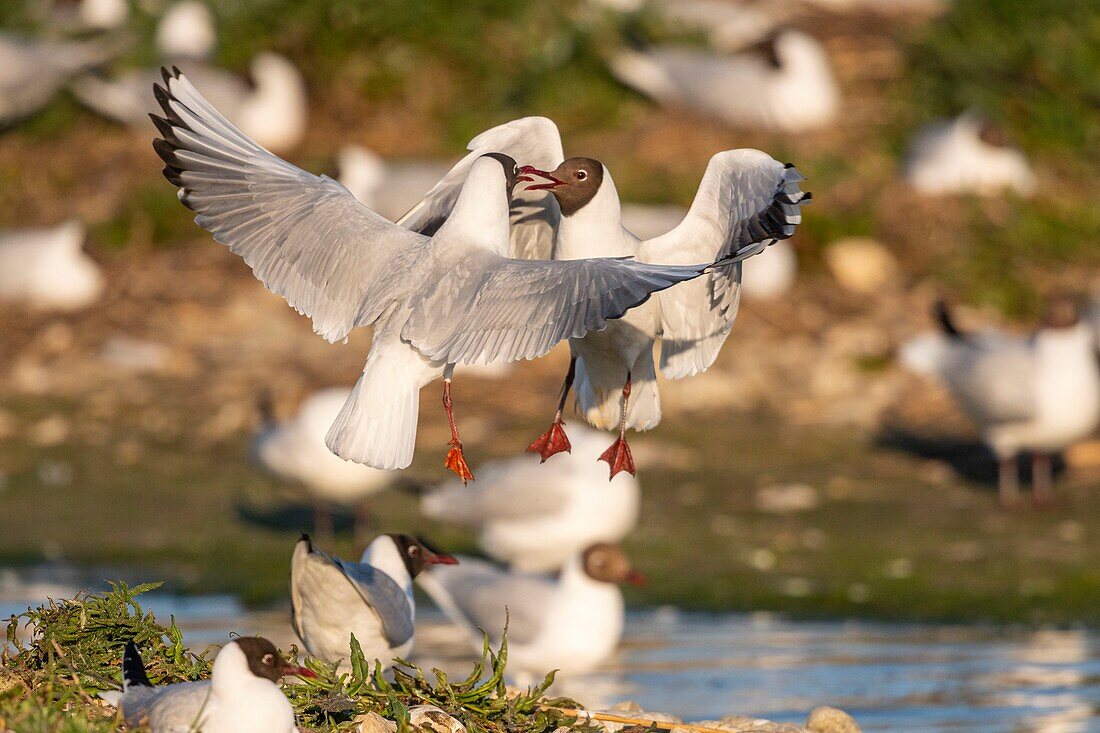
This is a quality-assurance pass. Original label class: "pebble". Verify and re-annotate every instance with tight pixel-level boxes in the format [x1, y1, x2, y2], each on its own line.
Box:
[755, 483, 820, 514]
[824, 238, 899, 295]
[407, 705, 467, 733]
[357, 712, 397, 733]
[806, 706, 861, 733]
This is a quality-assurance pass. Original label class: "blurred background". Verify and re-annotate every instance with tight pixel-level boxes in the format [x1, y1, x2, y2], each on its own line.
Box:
[2, 0, 1100, 729]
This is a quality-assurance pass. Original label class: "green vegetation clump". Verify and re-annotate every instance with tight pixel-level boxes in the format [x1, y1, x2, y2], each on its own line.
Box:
[2, 582, 584, 733]
[907, 0, 1100, 169]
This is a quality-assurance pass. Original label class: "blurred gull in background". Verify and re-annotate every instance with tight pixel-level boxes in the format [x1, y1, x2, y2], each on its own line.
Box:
[417, 543, 643, 683]
[337, 145, 452, 223]
[421, 425, 640, 572]
[900, 299, 1100, 505]
[72, 51, 309, 153]
[252, 388, 396, 544]
[155, 0, 216, 60]
[0, 221, 104, 310]
[649, 0, 782, 52]
[610, 29, 840, 133]
[904, 112, 1037, 197]
[44, 0, 130, 32]
[0, 33, 124, 127]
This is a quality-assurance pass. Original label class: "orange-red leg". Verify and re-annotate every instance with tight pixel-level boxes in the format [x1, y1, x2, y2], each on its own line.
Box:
[599, 373, 636, 479]
[442, 378, 474, 484]
[528, 357, 576, 462]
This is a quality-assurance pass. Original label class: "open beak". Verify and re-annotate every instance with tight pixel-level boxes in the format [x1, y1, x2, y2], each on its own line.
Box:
[518, 165, 564, 191]
[280, 662, 317, 679]
[625, 570, 647, 587]
[426, 550, 459, 566]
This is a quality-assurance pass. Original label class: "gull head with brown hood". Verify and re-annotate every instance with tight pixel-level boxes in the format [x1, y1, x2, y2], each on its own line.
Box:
[521, 157, 606, 216]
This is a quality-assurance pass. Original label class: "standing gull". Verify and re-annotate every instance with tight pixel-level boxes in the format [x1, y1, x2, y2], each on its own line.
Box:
[401, 117, 809, 476]
[151, 69, 714, 479]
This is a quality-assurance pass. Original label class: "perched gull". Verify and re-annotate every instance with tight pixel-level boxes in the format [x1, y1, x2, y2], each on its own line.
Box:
[904, 112, 1037, 197]
[417, 543, 643, 682]
[290, 534, 457, 667]
[152, 69, 718, 478]
[100, 637, 313, 733]
[421, 425, 640, 572]
[0, 33, 123, 127]
[252, 388, 395, 544]
[0, 221, 104, 310]
[74, 53, 309, 152]
[156, 0, 217, 60]
[610, 30, 840, 133]
[900, 300, 1100, 505]
[405, 116, 808, 476]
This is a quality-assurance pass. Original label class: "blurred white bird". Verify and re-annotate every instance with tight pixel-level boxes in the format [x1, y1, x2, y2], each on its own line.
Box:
[0, 221, 104, 311]
[46, 0, 130, 31]
[156, 0, 216, 59]
[290, 534, 457, 668]
[904, 113, 1037, 197]
[900, 300, 1100, 505]
[72, 52, 309, 152]
[652, 0, 781, 52]
[421, 425, 640, 572]
[0, 33, 123, 127]
[417, 543, 643, 682]
[610, 30, 840, 133]
[253, 388, 395, 544]
[337, 145, 452, 221]
[101, 637, 311, 733]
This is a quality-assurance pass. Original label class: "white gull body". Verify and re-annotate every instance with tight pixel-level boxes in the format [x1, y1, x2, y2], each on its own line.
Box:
[0, 221, 103, 310]
[417, 546, 634, 680]
[421, 426, 640, 572]
[610, 30, 840, 133]
[904, 113, 1037, 197]
[101, 640, 297, 733]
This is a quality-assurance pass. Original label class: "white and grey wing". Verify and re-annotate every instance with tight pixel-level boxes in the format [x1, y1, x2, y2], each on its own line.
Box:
[396, 116, 564, 259]
[151, 67, 429, 343]
[335, 559, 415, 649]
[402, 250, 707, 365]
[419, 560, 554, 645]
[640, 150, 810, 378]
[946, 335, 1037, 425]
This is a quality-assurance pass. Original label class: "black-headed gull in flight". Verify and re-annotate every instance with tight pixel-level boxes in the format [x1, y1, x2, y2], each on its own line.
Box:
[101, 637, 313, 733]
[401, 116, 809, 477]
[900, 299, 1100, 505]
[151, 68, 722, 481]
[417, 543, 643, 682]
[290, 533, 457, 667]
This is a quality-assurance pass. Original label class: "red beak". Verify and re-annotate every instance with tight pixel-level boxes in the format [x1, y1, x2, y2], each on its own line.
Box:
[518, 165, 564, 191]
[426, 550, 459, 566]
[280, 663, 317, 679]
[625, 570, 647, 587]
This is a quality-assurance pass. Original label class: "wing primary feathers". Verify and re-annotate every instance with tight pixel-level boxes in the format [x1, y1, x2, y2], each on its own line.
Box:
[122, 641, 154, 690]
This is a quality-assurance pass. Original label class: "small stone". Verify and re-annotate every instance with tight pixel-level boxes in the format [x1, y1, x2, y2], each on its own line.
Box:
[358, 712, 398, 733]
[30, 415, 70, 446]
[806, 706, 861, 733]
[749, 548, 777, 572]
[408, 705, 467, 733]
[99, 337, 171, 373]
[825, 238, 898, 294]
[884, 557, 913, 579]
[755, 483, 820, 514]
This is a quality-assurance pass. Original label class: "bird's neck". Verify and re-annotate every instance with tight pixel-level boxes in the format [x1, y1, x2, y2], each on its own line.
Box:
[555, 175, 631, 259]
[436, 164, 511, 255]
[361, 537, 415, 605]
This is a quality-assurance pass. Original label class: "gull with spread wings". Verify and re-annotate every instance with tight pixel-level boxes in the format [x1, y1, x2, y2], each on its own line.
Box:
[150, 69, 726, 481]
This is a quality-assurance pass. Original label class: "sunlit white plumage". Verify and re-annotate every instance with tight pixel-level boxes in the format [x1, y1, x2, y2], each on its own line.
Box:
[0, 221, 103, 310]
[72, 53, 308, 152]
[904, 113, 1037, 197]
[421, 426, 640, 572]
[156, 0, 217, 59]
[610, 30, 840, 133]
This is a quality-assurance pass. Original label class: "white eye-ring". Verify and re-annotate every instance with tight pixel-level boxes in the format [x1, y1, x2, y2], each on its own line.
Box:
[262, 653, 274, 665]
[408, 545, 419, 556]
[577, 170, 588, 180]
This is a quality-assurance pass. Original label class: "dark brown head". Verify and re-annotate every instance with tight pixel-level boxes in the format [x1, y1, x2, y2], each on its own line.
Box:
[743, 32, 783, 70]
[481, 153, 533, 199]
[387, 534, 459, 577]
[977, 120, 1011, 148]
[1043, 296, 1080, 329]
[520, 157, 605, 216]
[582, 543, 645, 586]
[232, 637, 315, 682]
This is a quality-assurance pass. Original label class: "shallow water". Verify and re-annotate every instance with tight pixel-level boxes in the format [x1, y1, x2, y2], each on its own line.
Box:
[4, 586, 1098, 732]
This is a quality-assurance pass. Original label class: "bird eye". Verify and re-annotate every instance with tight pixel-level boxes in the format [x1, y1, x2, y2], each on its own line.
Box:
[262, 653, 274, 666]
[408, 545, 419, 556]
[576, 170, 588, 180]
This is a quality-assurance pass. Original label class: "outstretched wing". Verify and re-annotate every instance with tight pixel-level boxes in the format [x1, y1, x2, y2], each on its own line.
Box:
[639, 150, 810, 378]
[403, 248, 707, 365]
[397, 116, 565, 259]
[151, 66, 429, 343]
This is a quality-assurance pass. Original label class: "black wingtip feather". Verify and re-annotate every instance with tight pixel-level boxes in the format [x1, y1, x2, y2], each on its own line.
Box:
[122, 641, 153, 689]
[933, 300, 965, 339]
